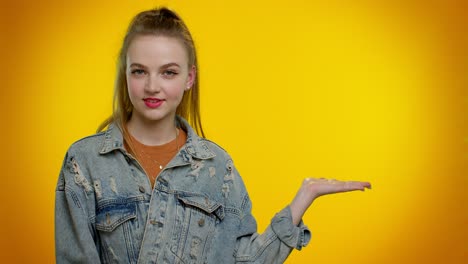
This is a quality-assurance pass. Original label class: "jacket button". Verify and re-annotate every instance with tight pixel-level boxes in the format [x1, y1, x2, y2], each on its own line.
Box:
[198, 218, 205, 227]
[138, 186, 145, 193]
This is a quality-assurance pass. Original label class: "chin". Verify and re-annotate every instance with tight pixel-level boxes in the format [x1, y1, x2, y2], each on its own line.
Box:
[146, 113, 172, 122]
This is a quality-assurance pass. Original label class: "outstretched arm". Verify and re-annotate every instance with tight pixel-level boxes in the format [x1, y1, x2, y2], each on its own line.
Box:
[289, 178, 372, 225]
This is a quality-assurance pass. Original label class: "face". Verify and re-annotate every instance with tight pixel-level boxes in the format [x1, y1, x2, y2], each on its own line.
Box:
[126, 35, 195, 126]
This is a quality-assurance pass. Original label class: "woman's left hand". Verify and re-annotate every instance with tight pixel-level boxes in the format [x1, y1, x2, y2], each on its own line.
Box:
[289, 177, 372, 225]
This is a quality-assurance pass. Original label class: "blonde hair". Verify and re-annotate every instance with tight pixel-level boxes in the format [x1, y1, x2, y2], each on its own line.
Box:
[97, 7, 204, 153]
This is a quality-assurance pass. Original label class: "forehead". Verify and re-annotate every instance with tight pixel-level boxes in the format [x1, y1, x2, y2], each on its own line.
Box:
[126, 35, 188, 67]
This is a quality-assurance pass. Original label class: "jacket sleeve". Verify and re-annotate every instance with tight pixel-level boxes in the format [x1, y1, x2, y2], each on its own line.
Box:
[55, 150, 101, 263]
[233, 168, 311, 263]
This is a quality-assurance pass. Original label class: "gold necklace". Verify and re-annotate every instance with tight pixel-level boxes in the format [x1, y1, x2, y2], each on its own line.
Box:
[135, 127, 180, 170]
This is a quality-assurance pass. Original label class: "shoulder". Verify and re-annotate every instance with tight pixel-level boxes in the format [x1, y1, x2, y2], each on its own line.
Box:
[58, 131, 107, 190]
[200, 137, 233, 161]
[201, 138, 249, 207]
[67, 131, 107, 156]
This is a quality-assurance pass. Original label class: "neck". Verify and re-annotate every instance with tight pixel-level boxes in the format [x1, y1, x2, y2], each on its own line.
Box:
[127, 115, 178, 146]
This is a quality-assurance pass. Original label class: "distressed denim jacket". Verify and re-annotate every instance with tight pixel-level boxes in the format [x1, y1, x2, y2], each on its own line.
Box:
[55, 116, 311, 263]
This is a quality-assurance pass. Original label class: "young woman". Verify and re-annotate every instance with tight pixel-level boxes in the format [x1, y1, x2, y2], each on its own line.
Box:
[55, 7, 371, 264]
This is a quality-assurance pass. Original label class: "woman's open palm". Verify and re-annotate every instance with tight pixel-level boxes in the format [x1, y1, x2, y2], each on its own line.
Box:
[290, 177, 372, 225]
[302, 177, 371, 198]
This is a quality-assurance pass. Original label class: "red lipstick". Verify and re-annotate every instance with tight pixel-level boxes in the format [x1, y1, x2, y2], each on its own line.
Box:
[143, 98, 164, 108]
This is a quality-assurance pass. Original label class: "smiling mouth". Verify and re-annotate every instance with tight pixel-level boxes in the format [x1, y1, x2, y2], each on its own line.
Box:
[144, 98, 162, 103]
[143, 98, 164, 108]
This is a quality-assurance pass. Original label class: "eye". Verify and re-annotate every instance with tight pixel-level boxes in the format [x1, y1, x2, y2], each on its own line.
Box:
[131, 69, 146, 75]
[162, 70, 178, 77]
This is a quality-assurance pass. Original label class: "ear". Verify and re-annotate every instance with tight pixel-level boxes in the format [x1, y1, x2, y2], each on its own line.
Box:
[185, 65, 196, 90]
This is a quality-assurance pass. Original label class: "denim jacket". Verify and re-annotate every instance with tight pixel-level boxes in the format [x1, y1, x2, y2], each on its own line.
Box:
[55, 117, 311, 263]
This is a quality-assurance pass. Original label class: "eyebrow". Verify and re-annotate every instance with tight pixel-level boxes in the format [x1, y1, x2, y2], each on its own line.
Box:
[129, 62, 181, 68]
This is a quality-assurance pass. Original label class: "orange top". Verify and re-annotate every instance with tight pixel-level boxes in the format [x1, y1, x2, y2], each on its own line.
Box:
[125, 128, 187, 187]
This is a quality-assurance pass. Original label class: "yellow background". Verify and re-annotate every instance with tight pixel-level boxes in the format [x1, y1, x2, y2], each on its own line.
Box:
[1, 0, 466, 263]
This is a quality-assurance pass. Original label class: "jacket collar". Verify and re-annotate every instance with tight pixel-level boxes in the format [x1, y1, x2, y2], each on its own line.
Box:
[99, 116, 215, 160]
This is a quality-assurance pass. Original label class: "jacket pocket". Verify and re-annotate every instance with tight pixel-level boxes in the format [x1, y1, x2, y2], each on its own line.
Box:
[171, 194, 224, 264]
[96, 202, 139, 264]
[96, 203, 137, 232]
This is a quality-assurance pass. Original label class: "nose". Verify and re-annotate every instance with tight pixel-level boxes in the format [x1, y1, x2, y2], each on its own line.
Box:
[145, 74, 161, 94]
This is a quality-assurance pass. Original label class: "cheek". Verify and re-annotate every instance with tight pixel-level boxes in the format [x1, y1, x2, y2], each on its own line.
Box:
[168, 85, 184, 101]
[127, 78, 144, 97]
[165, 81, 186, 100]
